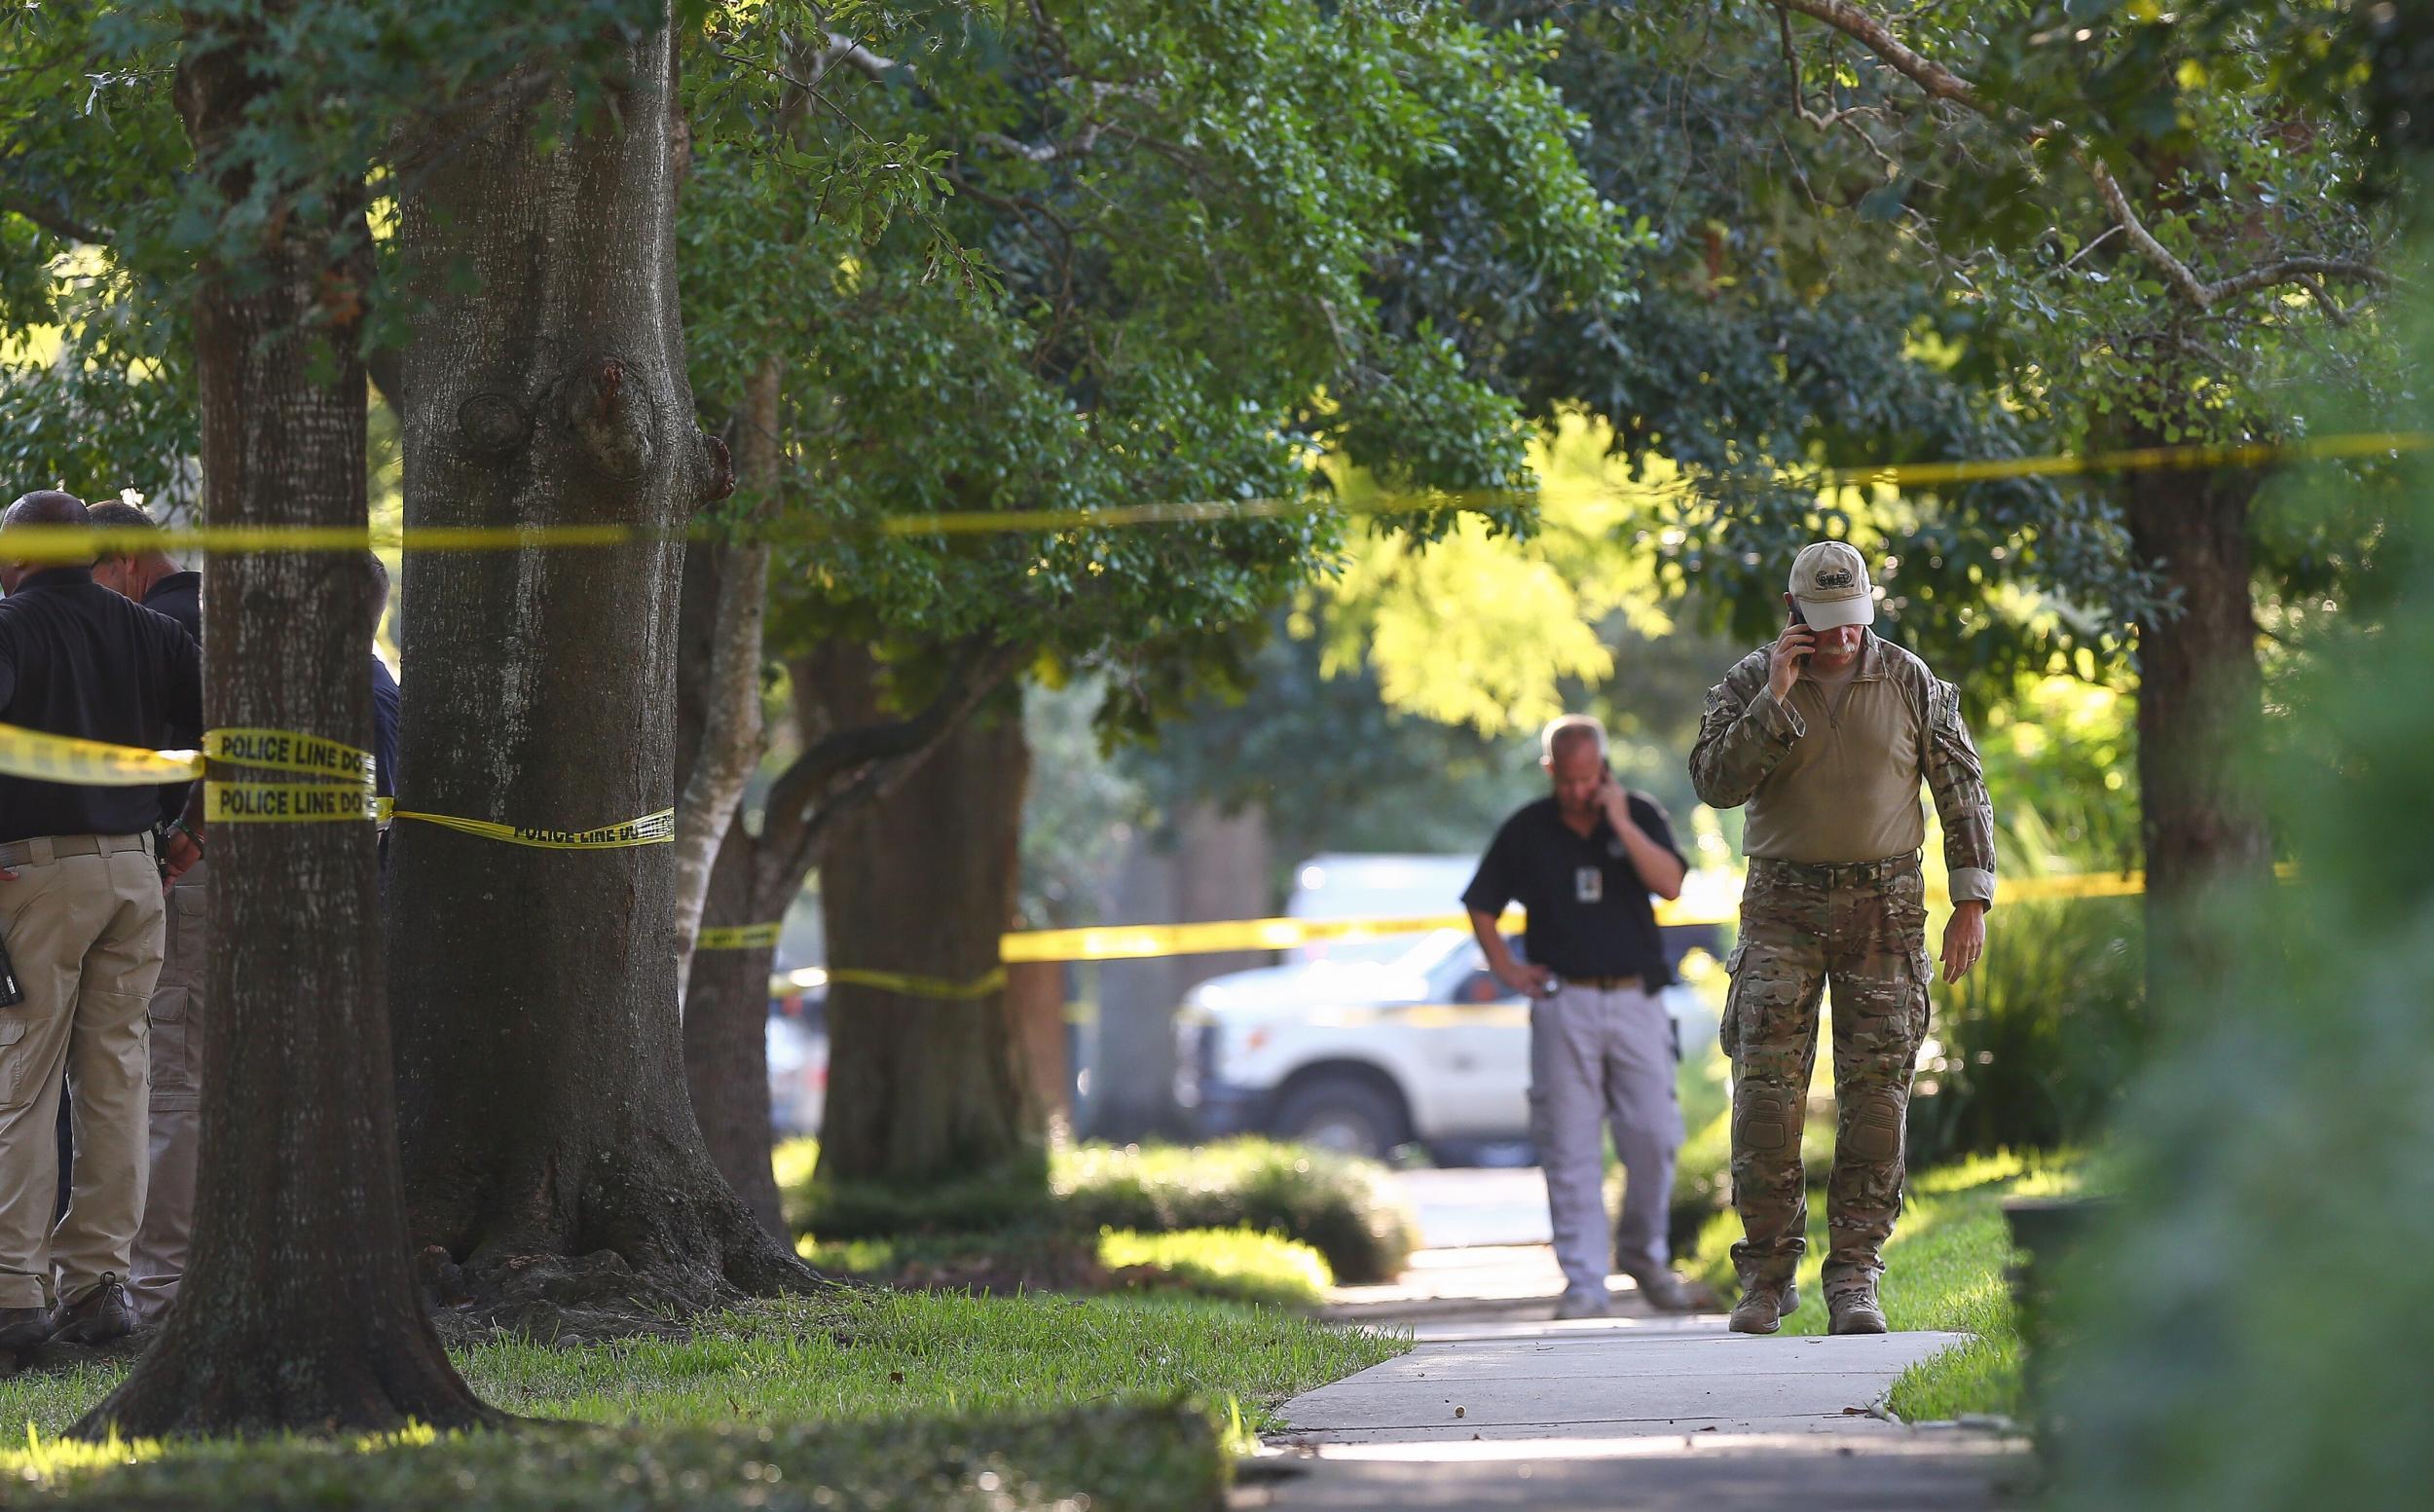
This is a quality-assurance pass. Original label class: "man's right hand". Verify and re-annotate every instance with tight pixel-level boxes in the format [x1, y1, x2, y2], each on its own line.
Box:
[1497, 961, 1556, 997]
[163, 825, 203, 889]
[1767, 624, 1816, 700]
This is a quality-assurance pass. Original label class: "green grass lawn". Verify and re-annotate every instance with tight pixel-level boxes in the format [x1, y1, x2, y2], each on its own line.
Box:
[1689, 1149, 2089, 1422]
[0, 1289, 1408, 1509]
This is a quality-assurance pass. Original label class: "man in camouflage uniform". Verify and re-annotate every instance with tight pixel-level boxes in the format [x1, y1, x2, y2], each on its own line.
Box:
[1688, 541, 1997, 1336]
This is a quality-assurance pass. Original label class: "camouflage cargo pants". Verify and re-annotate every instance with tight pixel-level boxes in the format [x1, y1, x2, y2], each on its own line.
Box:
[1719, 854, 1934, 1303]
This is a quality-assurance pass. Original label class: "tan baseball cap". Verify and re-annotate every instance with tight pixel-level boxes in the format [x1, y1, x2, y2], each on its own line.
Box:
[1789, 540, 1876, 631]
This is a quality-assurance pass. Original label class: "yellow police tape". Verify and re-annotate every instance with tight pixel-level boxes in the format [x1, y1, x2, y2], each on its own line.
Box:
[990, 870, 2155, 964]
[4, 429, 2426, 562]
[698, 922, 785, 951]
[205, 727, 376, 786]
[824, 965, 1010, 1000]
[722, 867, 2171, 1007]
[0, 722, 200, 785]
[206, 781, 381, 824]
[203, 727, 380, 822]
[0, 721, 673, 846]
[373, 801, 676, 849]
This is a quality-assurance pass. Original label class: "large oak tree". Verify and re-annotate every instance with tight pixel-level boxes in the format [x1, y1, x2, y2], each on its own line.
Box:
[385, 0, 819, 1309]
[667, 0, 1625, 1199]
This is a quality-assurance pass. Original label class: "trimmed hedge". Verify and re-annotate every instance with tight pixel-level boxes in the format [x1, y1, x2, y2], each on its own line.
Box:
[786, 1137, 1420, 1286]
[797, 1225, 1336, 1308]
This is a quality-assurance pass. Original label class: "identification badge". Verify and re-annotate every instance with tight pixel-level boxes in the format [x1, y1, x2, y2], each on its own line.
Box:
[1575, 867, 1604, 904]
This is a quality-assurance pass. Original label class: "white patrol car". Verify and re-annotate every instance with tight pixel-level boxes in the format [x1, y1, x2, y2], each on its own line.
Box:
[1173, 927, 1717, 1162]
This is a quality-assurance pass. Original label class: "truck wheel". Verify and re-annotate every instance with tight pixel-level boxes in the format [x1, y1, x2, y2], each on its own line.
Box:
[1270, 1076, 1409, 1160]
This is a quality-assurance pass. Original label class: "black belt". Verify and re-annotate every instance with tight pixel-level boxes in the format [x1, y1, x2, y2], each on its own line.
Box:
[1748, 851, 1922, 888]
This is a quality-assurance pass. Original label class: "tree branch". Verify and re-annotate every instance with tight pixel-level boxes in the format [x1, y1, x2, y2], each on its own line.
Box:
[365, 347, 406, 411]
[753, 641, 1024, 907]
[1768, 0, 2389, 311]
[0, 189, 107, 245]
[975, 122, 1102, 164]
[1773, 0, 1982, 111]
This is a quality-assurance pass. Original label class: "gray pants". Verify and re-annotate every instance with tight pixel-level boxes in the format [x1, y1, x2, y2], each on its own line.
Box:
[1530, 979, 1682, 1297]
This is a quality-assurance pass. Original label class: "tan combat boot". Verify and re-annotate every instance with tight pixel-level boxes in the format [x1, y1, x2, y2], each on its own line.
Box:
[1727, 1277, 1798, 1335]
[1827, 1282, 1888, 1336]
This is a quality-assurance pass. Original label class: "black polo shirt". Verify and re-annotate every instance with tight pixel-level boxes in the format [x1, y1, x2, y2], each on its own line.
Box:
[141, 571, 203, 827]
[1461, 794, 1686, 984]
[370, 653, 398, 799]
[142, 570, 201, 644]
[0, 567, 203, 844]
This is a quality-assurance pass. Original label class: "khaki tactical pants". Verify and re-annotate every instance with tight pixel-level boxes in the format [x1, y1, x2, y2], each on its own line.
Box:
[130, 857, 205, 1323]
[1531, 979, 1682, 1298]
[1720, 856, 1933, 1303]
[0, 835, 163, 1310]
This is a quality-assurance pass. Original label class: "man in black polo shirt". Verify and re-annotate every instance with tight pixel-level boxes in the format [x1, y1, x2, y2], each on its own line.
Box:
[1464, 714, 1694, 1318]
[0, 491, 203, 1348]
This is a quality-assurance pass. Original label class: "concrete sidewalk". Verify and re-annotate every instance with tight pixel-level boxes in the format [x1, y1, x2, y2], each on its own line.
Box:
[1245, 1279, 2030, 1509]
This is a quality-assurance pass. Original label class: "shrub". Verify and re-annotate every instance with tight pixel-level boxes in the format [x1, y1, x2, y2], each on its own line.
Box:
[1906, 892, 2147, 1165]
[798, 1226, 1335, 1308]
[1097, 1228, 1335, 1308]
[1055, 1139, 1417, 1284]
[2039, 341, 2434, 1509]
[785, 1136, 1419, 1286]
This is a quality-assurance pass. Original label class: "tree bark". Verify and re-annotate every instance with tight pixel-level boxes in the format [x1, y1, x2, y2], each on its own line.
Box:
[681, 818, 786, 1235]
[388, 6, 801, 1307]
[677, 635, 1022, 1223]
[79, 19, 492, 1438]
[2121, 420, 2273, 993]
[671, 360, 777, 1008]
[673, 532, 783, 1237]
[815, 669, 1043, 1187]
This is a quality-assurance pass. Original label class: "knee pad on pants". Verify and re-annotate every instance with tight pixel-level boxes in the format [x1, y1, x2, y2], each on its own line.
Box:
[1734, 1088, 1800, 1154]
[1840, 1085, 1905, 1163]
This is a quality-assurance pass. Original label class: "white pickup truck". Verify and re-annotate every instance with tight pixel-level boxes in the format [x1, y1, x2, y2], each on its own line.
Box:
[1172, 928, 1717, 1162]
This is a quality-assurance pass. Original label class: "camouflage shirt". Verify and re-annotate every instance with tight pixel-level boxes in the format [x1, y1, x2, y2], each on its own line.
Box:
[1689, 633, 1998, 904]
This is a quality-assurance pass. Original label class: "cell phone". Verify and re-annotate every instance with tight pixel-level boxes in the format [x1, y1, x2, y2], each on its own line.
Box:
[0, 933, 21, 1009]
[1787, 602, 1808, 628]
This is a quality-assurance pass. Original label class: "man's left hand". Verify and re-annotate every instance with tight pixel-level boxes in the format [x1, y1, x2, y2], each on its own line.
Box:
[1940, 900, 1986, 983]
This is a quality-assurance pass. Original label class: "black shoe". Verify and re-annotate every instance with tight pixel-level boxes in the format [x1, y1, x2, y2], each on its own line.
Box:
[0, 1306, 52, 1348]
[50, 1273, 134, 1346]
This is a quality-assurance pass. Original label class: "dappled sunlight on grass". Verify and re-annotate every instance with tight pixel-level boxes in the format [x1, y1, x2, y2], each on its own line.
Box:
[0, 1289, 1407, 1505]
[798, 1224, 1337, 1307]
[1692, 1148, 2084, 1418]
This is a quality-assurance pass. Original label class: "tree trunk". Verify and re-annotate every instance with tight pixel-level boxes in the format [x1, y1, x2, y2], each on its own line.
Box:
[671, 493, 788, 1238]
[816, 672, 1042, 1187]
[2122, 423, 2273, 994]
[1005, 960, 1070, 1137]
[79, 22, 491, 1437]
[671, 359, 777, 1008]
[682, 808, 787, 1236]
[388, 7, 801, 1308]
[678, 632, 1024, 1212]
